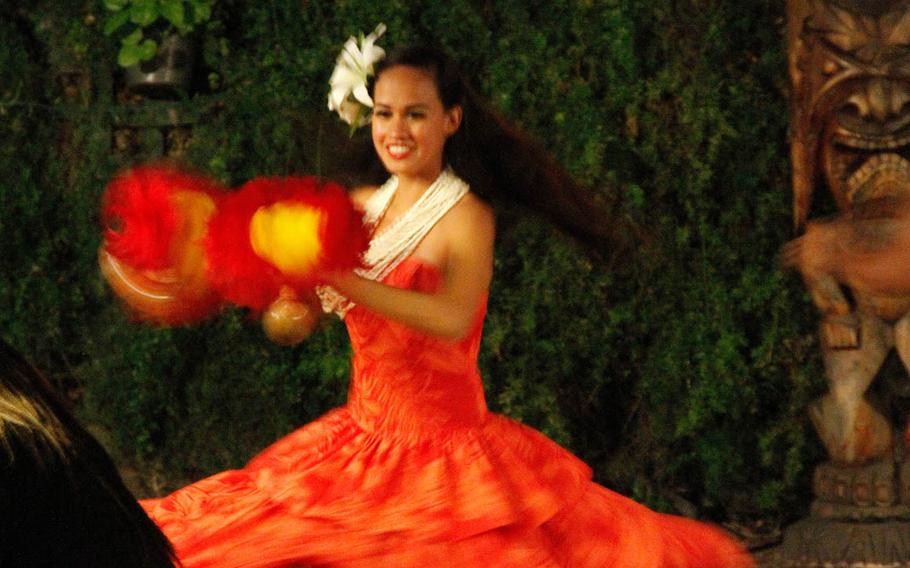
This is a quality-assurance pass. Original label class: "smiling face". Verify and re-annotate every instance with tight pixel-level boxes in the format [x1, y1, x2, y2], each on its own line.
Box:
[371, 65, 462, 186]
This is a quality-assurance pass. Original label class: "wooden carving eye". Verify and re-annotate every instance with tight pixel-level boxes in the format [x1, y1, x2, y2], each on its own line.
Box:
[823, 59, 840, 75]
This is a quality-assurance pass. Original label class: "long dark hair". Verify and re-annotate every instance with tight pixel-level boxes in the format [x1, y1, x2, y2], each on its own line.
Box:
[350, 45, 631, 258]
[0, 339, 177, 567]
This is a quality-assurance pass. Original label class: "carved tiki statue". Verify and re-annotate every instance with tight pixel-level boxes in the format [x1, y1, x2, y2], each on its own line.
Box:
[788, 0, 910, 474]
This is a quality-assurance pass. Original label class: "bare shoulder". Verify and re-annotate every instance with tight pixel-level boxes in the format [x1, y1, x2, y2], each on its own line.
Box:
[445, 193, 495, 234]
[349, 185, 380, 210]
[436, 193, 495, 259]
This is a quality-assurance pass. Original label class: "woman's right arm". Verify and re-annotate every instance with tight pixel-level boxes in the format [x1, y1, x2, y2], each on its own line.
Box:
[322, 196, 495, 340]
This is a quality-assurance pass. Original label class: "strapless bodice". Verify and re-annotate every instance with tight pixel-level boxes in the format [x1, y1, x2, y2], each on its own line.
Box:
[344, 258, 489, 438]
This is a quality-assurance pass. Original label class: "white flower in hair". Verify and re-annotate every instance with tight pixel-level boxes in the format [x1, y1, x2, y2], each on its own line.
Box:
[327, 23, 387, 130]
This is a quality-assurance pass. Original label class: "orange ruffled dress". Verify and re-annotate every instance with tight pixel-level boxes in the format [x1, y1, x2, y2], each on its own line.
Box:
[141, 257, 753, 568]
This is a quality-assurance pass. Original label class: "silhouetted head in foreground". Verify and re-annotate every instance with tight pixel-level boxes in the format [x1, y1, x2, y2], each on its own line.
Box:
[0, 338, 176, 567]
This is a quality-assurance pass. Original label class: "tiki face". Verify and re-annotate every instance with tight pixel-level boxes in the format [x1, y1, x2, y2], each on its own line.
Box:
[790, 0, 910, 227]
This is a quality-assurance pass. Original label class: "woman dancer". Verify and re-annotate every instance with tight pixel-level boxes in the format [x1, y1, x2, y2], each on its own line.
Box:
[141, 45, 753, 567]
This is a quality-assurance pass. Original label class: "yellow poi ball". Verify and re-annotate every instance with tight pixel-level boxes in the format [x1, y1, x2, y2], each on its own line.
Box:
[170, 189, 217, 284]
[249, 203, 324, 276]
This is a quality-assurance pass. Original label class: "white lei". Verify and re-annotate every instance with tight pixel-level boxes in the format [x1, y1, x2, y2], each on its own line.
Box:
[317, 167, 469, 317]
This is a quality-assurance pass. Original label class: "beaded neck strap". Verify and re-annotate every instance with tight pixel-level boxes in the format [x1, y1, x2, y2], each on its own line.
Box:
[317, 167, 469, 317]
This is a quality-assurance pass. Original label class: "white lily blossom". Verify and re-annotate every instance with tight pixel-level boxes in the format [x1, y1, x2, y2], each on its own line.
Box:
[327, 23, 387, 129]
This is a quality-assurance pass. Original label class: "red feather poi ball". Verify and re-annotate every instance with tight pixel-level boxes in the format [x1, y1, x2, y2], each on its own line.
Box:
[205, 176, 368, 312]
[99, 165, 225, 324]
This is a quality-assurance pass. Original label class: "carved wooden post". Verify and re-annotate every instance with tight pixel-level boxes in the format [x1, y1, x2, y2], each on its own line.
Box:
[767, 1, 910, 564]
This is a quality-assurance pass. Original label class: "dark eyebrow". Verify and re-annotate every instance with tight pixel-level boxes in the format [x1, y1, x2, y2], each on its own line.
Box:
[372, 102, 430, 111]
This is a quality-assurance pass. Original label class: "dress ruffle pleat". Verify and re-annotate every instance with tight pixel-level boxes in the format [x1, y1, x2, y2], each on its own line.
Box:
[142, 259, 753, 567]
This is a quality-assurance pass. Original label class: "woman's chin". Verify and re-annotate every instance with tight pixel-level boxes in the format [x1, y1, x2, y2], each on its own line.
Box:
[380, 158, 414, 177]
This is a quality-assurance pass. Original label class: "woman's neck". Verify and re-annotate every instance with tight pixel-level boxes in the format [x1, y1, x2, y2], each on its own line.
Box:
[394, 168, 444, 204]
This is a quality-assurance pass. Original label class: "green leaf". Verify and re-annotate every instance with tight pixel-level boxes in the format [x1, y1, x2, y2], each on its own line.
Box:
[160, 0, 187, 32]
[138, 38, 158, 60]
[103, 0, 129, 11]
[122, 28, 143, 46]
[103, 10, 131, 36]
[118, 43, 144, 67]
[117, 38, 157, 67]
[128, 0, 160, 27]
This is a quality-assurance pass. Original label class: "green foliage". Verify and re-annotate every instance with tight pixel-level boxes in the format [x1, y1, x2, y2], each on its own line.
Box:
[0, 5, 106, 386]
[102, 0, 216, 66]
[3, 0, 824, 525]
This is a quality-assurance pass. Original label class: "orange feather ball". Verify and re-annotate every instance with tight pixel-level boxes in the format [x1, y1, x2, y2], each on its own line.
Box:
[100, 165, 224, 325]
[99, 165, 368, 330]
[205, 176, 368, 311]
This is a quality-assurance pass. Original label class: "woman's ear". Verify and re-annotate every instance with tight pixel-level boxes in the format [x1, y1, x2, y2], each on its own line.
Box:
[444, 105, 463, 137]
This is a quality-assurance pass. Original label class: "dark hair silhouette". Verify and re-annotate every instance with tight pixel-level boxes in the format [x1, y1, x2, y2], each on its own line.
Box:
[349, 44, 631, 259]
[0, 338, 177, 567]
